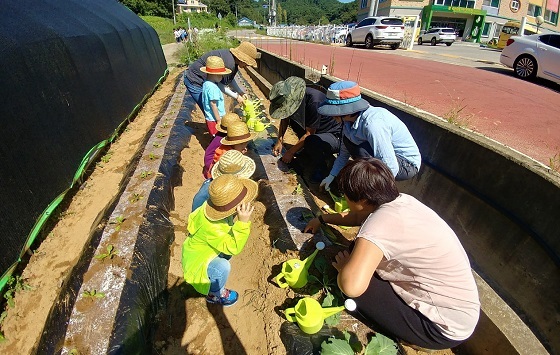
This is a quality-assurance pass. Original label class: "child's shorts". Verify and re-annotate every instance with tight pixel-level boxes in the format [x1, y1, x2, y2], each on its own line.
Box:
[206, 120, 218, 136]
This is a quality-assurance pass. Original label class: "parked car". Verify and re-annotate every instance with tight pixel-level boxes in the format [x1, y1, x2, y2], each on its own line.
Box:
[500, 33, 560, 84]
[346, 17, 404, 50]
[418, 28, 456, 46]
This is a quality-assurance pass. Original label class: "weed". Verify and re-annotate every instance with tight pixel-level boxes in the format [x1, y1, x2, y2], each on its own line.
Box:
[109, 215, 125, 231]
[140, 170, 153, 179]
[549, 152, 560, 173]
[94, 245, 118, 260]
[130, 193, 143, 202]
[82, 290, 105, 298]
[443, 99, 473, 127]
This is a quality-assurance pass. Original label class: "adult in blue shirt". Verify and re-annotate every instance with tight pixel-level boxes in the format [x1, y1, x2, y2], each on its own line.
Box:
[318, 81, 421, 191]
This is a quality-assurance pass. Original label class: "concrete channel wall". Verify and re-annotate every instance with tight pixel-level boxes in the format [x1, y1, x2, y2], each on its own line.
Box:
[251, 49, 560, 354]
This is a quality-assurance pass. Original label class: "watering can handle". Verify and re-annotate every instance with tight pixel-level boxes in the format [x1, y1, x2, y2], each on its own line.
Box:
[275, 274, 289, 288]
[285, 307, 297, 322]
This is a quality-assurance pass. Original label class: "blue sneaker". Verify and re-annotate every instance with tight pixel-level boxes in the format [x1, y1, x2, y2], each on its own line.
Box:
[206, 288, 238, 306]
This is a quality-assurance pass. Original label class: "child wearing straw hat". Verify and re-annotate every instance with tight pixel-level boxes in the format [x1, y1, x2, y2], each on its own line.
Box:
[204, 121, 256, 179]
[182, 174, 258, 306]
[184, 42, 260, 112]
[200, 56, 232, 136]
[202, 112, 242, 178]
[192, 148, 256, 211]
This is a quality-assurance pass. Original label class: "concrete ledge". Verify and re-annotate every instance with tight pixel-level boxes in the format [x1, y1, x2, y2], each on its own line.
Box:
[249, 49, 557, 354]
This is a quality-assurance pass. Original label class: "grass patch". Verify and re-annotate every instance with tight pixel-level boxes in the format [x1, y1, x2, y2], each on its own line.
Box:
[177, 31, 240, 65]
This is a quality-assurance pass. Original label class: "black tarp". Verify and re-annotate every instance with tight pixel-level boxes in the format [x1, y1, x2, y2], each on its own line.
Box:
[0, 0, 167, 286]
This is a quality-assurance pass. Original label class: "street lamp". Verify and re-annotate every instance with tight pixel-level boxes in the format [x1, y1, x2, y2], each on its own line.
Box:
[535, 15, 544, 33]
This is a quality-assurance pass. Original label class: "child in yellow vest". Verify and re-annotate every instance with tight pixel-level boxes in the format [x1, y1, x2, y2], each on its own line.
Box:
[182, 174, 258, 306]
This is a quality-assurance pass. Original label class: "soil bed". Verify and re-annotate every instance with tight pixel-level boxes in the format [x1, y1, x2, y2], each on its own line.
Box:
[0, 66, 456, 355]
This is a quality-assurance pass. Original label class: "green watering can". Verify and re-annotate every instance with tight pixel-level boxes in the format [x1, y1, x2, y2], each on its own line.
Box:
[285, 298, 357, 334]
[274, 242, 325, 289]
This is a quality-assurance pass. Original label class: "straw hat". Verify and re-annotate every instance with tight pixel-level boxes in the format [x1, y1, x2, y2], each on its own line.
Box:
[229, 42, 260, 68]
[200, 56, 232, 75]
[269, 77, 306, 120]
[205, 174, 258, 221]
[216, 112, 241, 134]
[221, 121, 256, 146]
[211, 149, 256, 179]
[317, 81, 370, 117]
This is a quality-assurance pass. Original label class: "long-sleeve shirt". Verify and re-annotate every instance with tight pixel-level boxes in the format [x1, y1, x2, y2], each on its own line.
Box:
[184, 49, 245, 98]
[182, 206, 251, 295]
[329, 106, 421, 177]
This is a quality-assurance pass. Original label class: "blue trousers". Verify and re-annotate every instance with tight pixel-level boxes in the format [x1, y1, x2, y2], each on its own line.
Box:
[184, 74, 204, 112]
[207, 255, 231, 296]
[192, 178, 212, 212]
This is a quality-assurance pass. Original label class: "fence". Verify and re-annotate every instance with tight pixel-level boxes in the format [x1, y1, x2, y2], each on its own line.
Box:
[266, 25, 350, 44]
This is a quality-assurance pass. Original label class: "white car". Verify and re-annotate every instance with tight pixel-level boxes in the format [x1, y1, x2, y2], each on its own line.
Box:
[346, 17, 404, 50]
[500, 33, 560, 84]
[418, 28, 456, 46]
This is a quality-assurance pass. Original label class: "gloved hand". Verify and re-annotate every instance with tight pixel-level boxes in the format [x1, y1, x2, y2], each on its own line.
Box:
[320, 174, 335, 191]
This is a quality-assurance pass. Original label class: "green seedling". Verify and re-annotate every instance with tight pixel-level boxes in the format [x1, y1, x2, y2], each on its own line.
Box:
[130, 193, 143, 202]
[101, 152, 113, 164]
[82, 290, 105, 298]
[110, 215, 125, 231]
[3, 276, 33, 308]
[156, 133, 167, 139]
[292, 183, 303, 195]
[162, 122, 169, 128]
[320, 331, 362, 354]
[94, 245, 118, 260]
[148, 153, 158, 161]
[140, 170, 153, 179]
[153, 142, 161, 148]
[69, 349, 80, 355]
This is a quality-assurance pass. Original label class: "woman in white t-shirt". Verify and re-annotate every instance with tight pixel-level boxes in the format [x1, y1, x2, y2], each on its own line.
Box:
[304, 158, 480, 350]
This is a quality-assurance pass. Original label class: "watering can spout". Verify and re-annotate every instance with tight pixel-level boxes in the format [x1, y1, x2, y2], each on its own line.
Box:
[322, 305, 346, 319]
[301, 241, 325, 272]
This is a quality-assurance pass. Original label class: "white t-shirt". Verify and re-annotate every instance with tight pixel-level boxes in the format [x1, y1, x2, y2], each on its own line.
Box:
[357, 193, 480, 340]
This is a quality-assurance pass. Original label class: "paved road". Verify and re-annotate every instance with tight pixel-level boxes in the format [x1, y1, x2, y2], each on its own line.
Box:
[234, 30, 559, 167]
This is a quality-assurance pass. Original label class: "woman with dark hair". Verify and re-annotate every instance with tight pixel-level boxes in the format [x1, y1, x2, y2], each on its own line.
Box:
[304, 158, 480, 350]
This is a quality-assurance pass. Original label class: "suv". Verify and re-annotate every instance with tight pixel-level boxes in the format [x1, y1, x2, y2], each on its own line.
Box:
[418, 28, 456, 46]
[346, 17, 404, 50]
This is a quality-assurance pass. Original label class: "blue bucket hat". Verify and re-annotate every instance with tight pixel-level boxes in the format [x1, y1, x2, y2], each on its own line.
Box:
[317, 81, 370, 116]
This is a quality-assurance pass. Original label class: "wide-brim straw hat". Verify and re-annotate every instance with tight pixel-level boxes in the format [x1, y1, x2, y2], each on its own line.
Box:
[221, 121, 256, 146]
[216, 112, 241, 133]
[200, 55, 232, 75]
[317, 81, 370, 117]
[229, 42, 259, 68]
[205, 174, 258, 221]
[268, 77, 306, 120]
[211, 149, 256, 179]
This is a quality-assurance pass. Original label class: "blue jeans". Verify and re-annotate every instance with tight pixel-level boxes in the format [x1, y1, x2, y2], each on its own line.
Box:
[192, 178, 212, 212]
[183, 74, 203, 112]
[207, 255, 231, 296]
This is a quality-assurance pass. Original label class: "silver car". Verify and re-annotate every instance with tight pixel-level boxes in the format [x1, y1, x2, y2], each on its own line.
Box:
[418, 28, 457, 46]
[500, 33, 560, 84]
[347, 17, 404, 50]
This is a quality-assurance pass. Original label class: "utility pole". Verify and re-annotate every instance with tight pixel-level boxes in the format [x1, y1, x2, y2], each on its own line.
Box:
[368, 0, 378, 17]
[172, 0, 176, 25]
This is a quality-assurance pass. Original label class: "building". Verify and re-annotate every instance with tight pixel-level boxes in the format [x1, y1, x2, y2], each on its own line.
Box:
[357, 0, 559, 42]
[176, 0, 208, 14]
[238, 17, 256, 27]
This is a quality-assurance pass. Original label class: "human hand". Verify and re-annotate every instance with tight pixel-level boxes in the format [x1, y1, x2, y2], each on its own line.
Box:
[236, 94, 246, 104]
[303, 217, 321, 234]
[272, 141, 283, 157]
[280, 150, 295, 163]
[236, 202, 254, 222]
[320, 174, 335, 191]
[332, 250, 351, 272]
